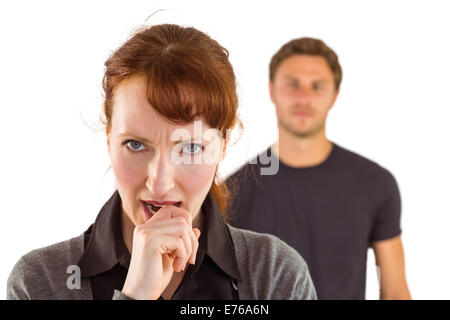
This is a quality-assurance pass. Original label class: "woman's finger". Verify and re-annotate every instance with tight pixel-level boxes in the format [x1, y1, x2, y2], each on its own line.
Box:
[187, 228, 197, 265]
[193, 228, 201, 240]
[153, 234, 187, 273]
[139, 204, 198, 271]
[177, 225, 192, 270]
[144, 217, 193, 271]
[145, 205, 173, 223]
[165, 205, 192, 228]
[190, 228, 201, 265]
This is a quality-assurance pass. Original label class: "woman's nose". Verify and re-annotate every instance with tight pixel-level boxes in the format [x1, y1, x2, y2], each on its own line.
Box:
[146, 154, 175, 198]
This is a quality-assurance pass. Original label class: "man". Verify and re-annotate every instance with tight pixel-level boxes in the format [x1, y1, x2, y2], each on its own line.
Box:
[226, 38, 411, 300]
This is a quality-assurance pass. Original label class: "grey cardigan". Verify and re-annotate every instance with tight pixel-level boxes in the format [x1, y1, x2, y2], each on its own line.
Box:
[7, 224, 316, 300]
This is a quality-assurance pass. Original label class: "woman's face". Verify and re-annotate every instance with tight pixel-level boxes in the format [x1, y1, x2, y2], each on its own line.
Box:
[107, 76, 225, 227]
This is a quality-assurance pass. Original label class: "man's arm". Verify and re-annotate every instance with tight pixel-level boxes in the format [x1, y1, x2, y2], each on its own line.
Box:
[371, 235, 411, 300]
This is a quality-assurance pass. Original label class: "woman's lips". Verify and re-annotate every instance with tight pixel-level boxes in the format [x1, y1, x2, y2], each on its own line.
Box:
[141, 200, 182, 220]
[142, 202, 153, 220]
[143, 200, 181, 206]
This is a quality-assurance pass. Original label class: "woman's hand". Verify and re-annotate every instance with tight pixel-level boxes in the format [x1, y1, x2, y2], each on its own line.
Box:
[121, 205, 201, 300]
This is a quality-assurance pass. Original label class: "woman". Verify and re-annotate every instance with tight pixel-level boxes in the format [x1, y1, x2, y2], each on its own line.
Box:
[7, 24, 316, 300]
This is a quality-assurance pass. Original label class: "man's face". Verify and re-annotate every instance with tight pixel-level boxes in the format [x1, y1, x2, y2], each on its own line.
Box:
[269, 55, 339, 138]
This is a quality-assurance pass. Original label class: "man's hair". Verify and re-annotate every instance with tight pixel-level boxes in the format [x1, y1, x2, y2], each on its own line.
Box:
[269, 37, 342, 90]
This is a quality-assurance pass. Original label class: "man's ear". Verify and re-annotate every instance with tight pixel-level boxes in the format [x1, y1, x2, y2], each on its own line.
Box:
[329, 89, 340, 110]
[269, 81, 275, 104]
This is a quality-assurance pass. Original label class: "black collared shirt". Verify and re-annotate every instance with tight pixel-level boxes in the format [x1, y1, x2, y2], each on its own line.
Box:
[78, 190, 241, 300]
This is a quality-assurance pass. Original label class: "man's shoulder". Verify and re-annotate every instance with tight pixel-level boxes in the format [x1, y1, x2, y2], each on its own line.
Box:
[334, 143, 397, 183]
[334, 143, 382, 168]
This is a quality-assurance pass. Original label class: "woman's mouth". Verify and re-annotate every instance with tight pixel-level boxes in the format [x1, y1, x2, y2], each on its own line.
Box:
[141, 200, 182, 220]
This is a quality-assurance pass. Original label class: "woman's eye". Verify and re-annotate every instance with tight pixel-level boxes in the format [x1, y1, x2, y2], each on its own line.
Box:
[125, 140, 145, 152]
[182, 143, 203, 155]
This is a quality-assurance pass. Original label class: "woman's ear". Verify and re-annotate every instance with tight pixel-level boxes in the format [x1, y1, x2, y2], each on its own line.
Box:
[106, 130, 111, 155]
[219, 130, 230, 162]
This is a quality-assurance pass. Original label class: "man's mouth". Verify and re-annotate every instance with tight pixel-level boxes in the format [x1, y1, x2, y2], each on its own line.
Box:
[141, 200, 182, 218]
[293, 109, 311, 117]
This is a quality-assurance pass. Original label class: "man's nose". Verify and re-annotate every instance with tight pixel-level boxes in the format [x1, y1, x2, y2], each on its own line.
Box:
[146, 153, 175, 198]
[295, 86, 313, 105]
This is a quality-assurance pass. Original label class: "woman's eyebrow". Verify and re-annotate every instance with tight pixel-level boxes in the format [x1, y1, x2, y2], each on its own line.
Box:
[174, 136, 209, 144]
[119, 133, 153, 144]
[119, 133, 208, 145]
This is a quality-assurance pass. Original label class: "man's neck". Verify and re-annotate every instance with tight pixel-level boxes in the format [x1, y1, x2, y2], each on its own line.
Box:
[272, 128, 333, 168]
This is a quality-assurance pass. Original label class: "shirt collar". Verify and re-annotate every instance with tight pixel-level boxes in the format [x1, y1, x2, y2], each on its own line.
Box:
[78, 190, 241, 281]
[78, 190, 130, 277]
[197, 192, 241, 281]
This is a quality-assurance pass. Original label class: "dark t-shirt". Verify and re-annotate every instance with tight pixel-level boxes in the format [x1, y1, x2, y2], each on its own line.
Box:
[226, 142, 402, 300]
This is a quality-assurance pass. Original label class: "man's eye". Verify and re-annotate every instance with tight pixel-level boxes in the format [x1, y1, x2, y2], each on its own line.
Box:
[182, 143, 203, 155]
[124, 139, 145, 152]
[313, 83, 323, 91]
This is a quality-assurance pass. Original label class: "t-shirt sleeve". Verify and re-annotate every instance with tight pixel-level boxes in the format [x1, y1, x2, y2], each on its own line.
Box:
[369, 169, 402, 243]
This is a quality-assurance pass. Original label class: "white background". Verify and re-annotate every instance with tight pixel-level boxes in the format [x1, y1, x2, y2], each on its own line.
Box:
[1, 0, 449, 300]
